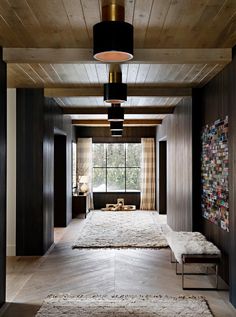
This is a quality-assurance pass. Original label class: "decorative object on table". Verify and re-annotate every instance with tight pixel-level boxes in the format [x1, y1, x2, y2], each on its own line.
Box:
[72, 187, 77, 195]
[201, 116, 229, 232]
[78, 175, 88, 194]
[36, 294, 213, 317]
[117, 198, 124, 205]
[72, 211, 168, 249]
[102, 199, 135, 211]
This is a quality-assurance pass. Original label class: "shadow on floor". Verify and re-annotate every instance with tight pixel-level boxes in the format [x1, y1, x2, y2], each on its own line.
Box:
[0, 302, 41, 317]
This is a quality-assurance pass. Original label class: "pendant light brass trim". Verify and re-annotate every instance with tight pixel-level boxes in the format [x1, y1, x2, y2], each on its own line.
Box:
[93, 1, 133, 62]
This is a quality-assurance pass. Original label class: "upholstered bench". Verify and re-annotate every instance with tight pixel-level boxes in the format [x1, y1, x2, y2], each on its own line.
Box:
[165, 231, 221, 290]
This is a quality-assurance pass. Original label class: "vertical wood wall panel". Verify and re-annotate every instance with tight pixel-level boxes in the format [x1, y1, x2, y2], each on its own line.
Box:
[228, 47, 236, 308]
[16, 89, 44, 255]
[64, 116, 72, 225]
[16, 91, 72, 255]
[43, 97, 55, 251]
[0, 47, 7, 307]
[156, 97, 192, 230]
[192, 46, 236, 305]
[54, 135, 67, 227]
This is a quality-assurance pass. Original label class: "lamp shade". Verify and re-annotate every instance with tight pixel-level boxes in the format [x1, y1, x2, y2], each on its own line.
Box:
[108, 105, 124, 121]
[93, 21, 133, 62]
[104, 83, 127, 103]
[111, 130, 123, 137]
[79, 175, 88, 183]
[110, 121, 123, 131]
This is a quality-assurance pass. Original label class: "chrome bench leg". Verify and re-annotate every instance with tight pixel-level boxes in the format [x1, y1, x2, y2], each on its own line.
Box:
[181, 263, 219, 290]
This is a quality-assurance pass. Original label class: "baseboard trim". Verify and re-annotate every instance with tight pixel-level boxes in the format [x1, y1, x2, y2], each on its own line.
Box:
[7, 245, 16, 256]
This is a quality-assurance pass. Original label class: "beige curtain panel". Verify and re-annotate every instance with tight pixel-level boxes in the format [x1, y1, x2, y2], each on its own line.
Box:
[140, 138, 156, 210]
[77, 138, 94, 210]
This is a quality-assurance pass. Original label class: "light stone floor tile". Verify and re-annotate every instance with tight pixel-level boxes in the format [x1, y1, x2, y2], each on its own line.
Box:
[0, 213, 235, 317]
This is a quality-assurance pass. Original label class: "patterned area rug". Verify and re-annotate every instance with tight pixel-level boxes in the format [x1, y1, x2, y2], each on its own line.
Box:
[36, 294, 213, 316]
[72, 211, 168, 249]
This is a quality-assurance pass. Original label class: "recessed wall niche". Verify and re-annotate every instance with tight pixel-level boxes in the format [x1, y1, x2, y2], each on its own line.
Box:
[201, 116, 229, 232]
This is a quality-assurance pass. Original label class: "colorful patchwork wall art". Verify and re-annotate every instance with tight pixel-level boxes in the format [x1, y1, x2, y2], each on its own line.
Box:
[201, 116, 229, 232]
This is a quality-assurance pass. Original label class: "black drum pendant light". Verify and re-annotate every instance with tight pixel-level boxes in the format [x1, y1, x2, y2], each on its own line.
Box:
[104, 68, 127, 103]
[108, 104, 124, 121]
[111, 130, 123, 137]
[110, 121, 123, 131]
[93, 2, 133, 62]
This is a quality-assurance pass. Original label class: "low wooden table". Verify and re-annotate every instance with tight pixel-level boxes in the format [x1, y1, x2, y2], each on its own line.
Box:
[72, 194, 90, 218]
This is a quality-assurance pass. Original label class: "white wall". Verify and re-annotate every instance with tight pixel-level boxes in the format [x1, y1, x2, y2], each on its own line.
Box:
[7, 89, 16, 256]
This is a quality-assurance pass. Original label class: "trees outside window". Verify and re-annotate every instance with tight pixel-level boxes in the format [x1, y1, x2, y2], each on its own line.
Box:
[93, 143, 141, 192]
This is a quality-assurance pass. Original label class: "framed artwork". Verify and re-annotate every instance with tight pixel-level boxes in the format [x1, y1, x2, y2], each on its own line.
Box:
[201, 116, 229, 232]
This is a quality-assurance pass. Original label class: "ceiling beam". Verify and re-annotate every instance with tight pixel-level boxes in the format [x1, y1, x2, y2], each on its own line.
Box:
[3, 48, 231, 64]
[63, 106, 175, 115]
[72, 119, 162, 126]
[45, 87, 191, 97]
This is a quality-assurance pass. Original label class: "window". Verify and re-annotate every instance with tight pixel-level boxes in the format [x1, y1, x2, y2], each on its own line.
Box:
[93, 143, 141, 192]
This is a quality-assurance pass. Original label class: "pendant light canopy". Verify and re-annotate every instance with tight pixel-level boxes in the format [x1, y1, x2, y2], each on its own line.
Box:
[93, 3, 133, 62]
[108, 104, 124, 121]
[111, 130, 123, 137]
[110, 121, 123, 131]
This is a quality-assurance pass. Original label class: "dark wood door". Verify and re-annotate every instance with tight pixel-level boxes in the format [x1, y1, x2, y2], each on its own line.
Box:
[159, 141, 167, 214]
[0, 48, 6, 307]
[54, 134, 67, 227]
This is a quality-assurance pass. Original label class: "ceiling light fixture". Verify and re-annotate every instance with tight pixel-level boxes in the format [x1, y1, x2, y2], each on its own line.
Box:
[104, 68, 127, 103]
[111, 130, 123, 137]
[110, 121, 123, 131]
[108, 104, 124, 121]
[93, 2, 133, 62]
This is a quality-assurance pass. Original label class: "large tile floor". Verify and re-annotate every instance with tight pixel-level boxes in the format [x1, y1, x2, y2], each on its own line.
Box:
[1, 213, 236, 317]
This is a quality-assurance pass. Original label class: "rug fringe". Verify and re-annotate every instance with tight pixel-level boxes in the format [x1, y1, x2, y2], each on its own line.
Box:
[45, 293, 209, 301]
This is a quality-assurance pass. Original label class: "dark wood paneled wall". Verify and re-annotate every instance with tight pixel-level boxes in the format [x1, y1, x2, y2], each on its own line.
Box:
[156, 97, 193, 230]
[192, 46, 236, 305]
[159, 141, 167, 214]
[43, 96, 55, 252]
[0, 48, 7, 307]
[93, 192, 140, 210]
[64, 116, 72, 225]
[228, 47, 236, 308]
[16, 91, 72, 255]
[54, 135, 67, 227]
[16, 89, 45, 255]
[43, 99, 72, 243]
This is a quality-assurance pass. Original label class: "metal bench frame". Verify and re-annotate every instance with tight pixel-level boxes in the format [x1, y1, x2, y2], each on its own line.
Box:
[170, 249, 221, 290]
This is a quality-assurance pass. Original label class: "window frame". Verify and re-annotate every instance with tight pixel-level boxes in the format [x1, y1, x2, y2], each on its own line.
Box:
[93, 143, 141, 193]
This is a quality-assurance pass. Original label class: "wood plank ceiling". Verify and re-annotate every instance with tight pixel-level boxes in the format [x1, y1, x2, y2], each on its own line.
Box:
[1, 0, 236, 126]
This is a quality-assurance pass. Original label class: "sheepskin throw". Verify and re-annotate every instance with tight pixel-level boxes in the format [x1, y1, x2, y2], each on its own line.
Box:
[36, 294, 214, 317]
[165, 231, 221, 264]
[72, 211, 168, 249]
